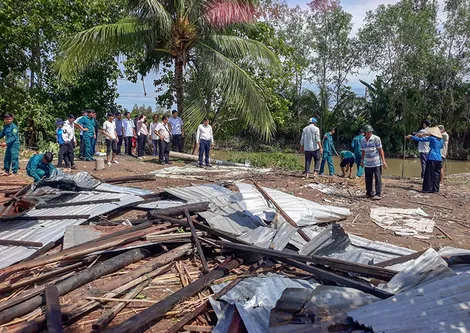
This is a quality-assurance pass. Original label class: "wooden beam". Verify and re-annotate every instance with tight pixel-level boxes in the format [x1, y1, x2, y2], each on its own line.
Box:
[253, 182, 310, 242]
[184, 209, 209, 273]
[216, 240, 396, 281]
[0, 239, 43, 247]
[107, 258, 243, 333]
[166, 278, 242, 333]
[102, 175, 156, 184]
[281, 258, 393, 299]
[45, 284, 63, 333]
[0, 249, 149, 325]
[183, 325, 213, 332]
[374, 250, 426, 268]
[147, 202, 210, 219]
[0, 223, 162, 275]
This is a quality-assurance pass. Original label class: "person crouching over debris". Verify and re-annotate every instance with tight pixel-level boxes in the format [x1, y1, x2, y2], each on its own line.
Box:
[26, 152, 56, 183]
[339, 150, 355, 178]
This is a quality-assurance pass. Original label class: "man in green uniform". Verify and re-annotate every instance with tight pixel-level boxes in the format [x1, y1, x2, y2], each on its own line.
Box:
[77, 109, 96, 161]
[339, 150, 355, 178]
[351, 129, 365, 177]
[26, 152, 56, 182]
[319, 127, 338, 176]
[0, 113, 20, 175]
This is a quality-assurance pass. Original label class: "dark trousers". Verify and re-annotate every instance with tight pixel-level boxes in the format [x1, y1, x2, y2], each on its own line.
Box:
[91, 137, 96, 155]
[58, 143, 67, 167]
[423, 160, 442, 193]
[79, 134, 86, 157]
[152, 139, 159, 156]
[117, 135, 123, 155]
[137, 134, 147, 157]
[58, 143, 74, 167]
[199, 139, 211, 166]
[304, 150, 320, 174]
[159, 140, 170, 162]
[420, 152, 428, 178]
[172, 134, 183, 152]
[365, 166, 382, 197]
[67, 141, 75, 166]
[125, 136, 133, 156]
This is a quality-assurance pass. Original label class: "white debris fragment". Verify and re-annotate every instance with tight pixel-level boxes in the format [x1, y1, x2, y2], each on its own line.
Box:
[370, 207, 434, 238]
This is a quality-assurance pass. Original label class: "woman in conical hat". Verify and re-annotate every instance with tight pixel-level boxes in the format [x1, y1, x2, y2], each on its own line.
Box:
[406, 126, 444, 193]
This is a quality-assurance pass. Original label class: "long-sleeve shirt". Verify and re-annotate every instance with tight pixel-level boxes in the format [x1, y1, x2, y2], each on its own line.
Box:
[322, 132, 336, 155]
[136, 119, 143, 136]
[123, 119, 135, 137]
[300, 124, 320, 151]
[62, 121, 75, 142]
[56, 128, 65, 145]
[441, 132, 449, 158]
[0, 123, 20, 146]
[196, 124, 214, 144]
[351, 134, 364, 156]
[26, 154, 56, 182]
[412, 136, 443, 161]
[115, 119, 123, 137]
[417, 129, 430, 154]
[139, 123, 148, 136]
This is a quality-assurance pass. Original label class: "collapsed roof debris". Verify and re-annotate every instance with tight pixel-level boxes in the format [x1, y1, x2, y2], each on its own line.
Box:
[0, 171, 468, 332]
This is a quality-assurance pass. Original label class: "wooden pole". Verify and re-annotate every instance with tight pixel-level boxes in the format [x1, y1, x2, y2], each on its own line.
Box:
[0, 239, 43, 247]
[107, 258, 243, 333]
[184, 209, 209, 273]
[147, 202, 210, 219]
[0, 249, 149, 325]
[253, 183, 309, 242]
[45, 285, 63, 333]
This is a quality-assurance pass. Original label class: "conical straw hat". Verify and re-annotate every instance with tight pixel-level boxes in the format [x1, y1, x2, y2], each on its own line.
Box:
[427, 126, 442, 139]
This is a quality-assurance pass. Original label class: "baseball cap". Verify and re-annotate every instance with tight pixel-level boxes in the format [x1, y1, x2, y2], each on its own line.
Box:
[309, 117, 317, 123]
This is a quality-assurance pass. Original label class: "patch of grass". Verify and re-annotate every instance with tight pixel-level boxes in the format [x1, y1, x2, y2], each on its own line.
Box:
[227, 152, 302, 171]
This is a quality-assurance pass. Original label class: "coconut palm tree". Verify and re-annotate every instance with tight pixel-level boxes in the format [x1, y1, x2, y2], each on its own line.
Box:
[57, 0, 278, 138]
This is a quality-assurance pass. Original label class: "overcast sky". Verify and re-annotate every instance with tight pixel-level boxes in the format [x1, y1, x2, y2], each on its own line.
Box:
[115, 0, 401, 110]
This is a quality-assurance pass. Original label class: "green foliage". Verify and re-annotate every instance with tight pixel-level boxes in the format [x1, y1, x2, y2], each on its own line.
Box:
[227, 152, 302, 171]
[37, 140, 60, 155]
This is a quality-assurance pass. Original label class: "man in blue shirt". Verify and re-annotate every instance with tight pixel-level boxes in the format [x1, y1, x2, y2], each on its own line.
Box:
[123, 111, 136, 156]
[0, 113, 20, 175]
[77, 109, 97, 161]
[55, 118, 68, 168]
[168, 110, 184, 152]
[319, 127, 338, 176]
[115, 112, 124, 155]
[351, 129, 364, 177]
[26, 152, 56, 182]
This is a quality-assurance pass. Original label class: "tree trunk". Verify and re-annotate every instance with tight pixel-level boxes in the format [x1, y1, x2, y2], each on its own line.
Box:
[175, 56, 184, 116]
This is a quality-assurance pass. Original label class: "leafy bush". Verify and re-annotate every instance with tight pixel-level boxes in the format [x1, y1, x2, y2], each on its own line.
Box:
[228, 152, 302, 171]
[37, 140, 60, 155]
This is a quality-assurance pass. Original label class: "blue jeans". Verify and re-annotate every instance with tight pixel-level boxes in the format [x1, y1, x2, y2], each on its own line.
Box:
[355, 153, 364, 177]
[319, 152, 334, 175]
[199, 140, 211, 166]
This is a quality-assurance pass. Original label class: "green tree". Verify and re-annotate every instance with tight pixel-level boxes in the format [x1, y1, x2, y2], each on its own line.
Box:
[57, 0, 280, 139]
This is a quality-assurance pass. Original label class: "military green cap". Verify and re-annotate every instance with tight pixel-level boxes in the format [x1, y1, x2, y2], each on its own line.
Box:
[363, 124, 374, 133]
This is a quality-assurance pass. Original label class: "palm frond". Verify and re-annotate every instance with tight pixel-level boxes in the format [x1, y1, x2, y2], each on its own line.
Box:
[202, 0, 258, 28]
[209, 35, 280, 68]
[56, 17, 151, 78]
[192, 41, 275, 139]
[127, 0, 172, 34]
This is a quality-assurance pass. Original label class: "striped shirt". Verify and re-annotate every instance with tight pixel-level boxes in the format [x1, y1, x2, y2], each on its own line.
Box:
[361, 134, 383, 168]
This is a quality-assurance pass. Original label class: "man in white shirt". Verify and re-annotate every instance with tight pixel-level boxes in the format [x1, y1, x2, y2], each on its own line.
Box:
[102, 113, 118, 165]
[62, 114, 77, 169]
[156, 116, 172, 164]
[123, 112, 136, 156]
[168, 110, 184, 153]
[300, 117, 322, 178]
[196, 118, 214, 167]
[418, 120, 431, 178]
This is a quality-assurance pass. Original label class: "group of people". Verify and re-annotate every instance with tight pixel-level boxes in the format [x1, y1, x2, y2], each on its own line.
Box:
[301, 117, 449, 198]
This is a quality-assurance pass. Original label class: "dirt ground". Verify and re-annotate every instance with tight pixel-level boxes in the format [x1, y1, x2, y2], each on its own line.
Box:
[1, 154, 469, 332]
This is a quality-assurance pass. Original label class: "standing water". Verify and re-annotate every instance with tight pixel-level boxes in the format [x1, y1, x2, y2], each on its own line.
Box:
[212, 151, 470, 177]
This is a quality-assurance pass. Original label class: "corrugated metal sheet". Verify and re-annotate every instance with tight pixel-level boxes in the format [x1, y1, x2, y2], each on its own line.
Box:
[239, 227, 277, 248]
[211, 275, 318, 333]
[136, 200, 184, 210]
[348, 273, 470, 333]
[42, 170, 102, 189]
[385, 248, 455, 294]
[199, 211, 265, 236]
[95, 183, 153, 196]
[271, 221, 297, 251]
[0, 191, 143, 269]
[236, 183, 276, 221]
[165, 184, 233, 205]
[299, 224, 351, 256]
[370, 207, 434, 238]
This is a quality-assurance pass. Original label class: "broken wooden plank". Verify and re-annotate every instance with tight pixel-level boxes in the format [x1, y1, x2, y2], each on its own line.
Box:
[0, 223, 163, 276]
[253, 182, 310, 242]
[0, 239, 43, 247]
[92, 281, 149, 331]
[375, 250, 426, 268]
[183, 325, 213, 332]
[281, 258, 393, 299]
[45, 284, 63, 333]
[185, 209, 209, 273]
[215, 240, 396, 281]
[166, 278, 242, 333]
[0, 249, 149, 325]
[435, 224, 453, 240]
[35, 198, 120, 209]
[107, 258, 243, 333]
[147, 202, 210, 219]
